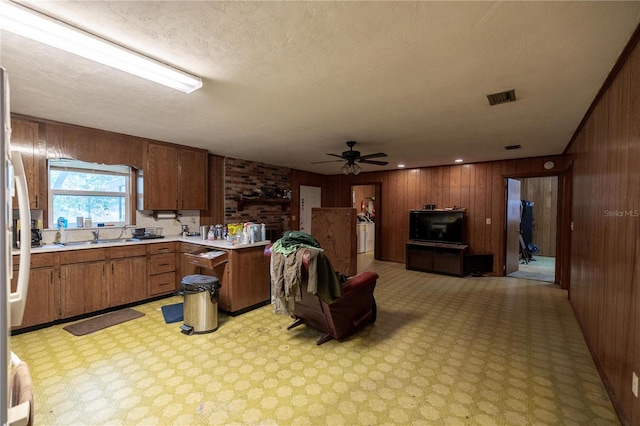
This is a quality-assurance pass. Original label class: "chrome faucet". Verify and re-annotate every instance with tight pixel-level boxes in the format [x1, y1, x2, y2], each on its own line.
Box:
[91, 230, 100, 241]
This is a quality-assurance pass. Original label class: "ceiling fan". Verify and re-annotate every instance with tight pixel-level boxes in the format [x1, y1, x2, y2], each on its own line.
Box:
[312, 141, 389, 174]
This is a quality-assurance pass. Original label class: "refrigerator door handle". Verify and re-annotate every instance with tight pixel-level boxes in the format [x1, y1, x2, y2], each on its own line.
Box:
[9, 150, 30, 327]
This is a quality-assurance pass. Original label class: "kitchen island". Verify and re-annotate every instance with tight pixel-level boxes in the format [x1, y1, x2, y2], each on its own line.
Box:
[178, 236, 271, 315]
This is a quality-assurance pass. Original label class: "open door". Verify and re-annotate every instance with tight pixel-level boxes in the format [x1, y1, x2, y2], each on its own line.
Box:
[505, 178, 521, 275]
[299, 185, 321, 233]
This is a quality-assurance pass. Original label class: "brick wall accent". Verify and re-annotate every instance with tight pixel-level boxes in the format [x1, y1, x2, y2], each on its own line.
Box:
[224, 157, 291, 236]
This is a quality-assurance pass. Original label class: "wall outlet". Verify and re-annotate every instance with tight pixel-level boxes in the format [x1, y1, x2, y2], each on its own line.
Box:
[633, 372, 638, 398]
[486, 218, 491, 225]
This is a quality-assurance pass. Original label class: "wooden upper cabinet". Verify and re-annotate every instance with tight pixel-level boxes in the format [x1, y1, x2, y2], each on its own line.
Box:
[142, 143, 179, 210]
[140, 143, 207, 211]
[11, 118, 44, 209]
[179, 148, 207, 210]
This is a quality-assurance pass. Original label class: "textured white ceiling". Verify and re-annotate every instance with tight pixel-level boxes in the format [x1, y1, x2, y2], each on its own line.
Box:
[2, 1, 639, 174]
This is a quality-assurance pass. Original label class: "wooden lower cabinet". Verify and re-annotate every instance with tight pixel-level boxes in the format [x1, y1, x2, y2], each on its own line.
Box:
[12, 241, 270, 329]
[109, 256, 147, 307]
[11, 253, 57, 329]
[178, 243, 203, 286]
[197, 244, 270, 314]
[60, 261, 106, 318]
[405, 241, 468, 277]
[147, 242, 177, 296]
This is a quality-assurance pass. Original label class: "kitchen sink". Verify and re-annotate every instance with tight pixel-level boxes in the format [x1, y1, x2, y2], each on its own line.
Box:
[55, 238, 140, 246]
[55, 240, 98, 246]
[96, 238, 141, 244]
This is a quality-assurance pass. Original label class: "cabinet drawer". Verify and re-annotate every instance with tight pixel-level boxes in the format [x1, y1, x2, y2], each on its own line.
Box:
[13, 252, 55, 268]
[108, 245, 147, 259]
[180, 242, 205, 254]
[60, 248, 106, 264]
[149, 272, 176, 296]
[183, 249, 228, 269]
[147, 242, 175, 255]
[149, 253, 175, 274]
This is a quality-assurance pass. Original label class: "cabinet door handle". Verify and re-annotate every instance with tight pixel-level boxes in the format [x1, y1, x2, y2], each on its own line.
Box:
[158, 263, 170, 267]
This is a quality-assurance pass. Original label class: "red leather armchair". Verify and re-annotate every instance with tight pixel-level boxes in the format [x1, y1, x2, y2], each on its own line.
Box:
[266, 245, 378, 345]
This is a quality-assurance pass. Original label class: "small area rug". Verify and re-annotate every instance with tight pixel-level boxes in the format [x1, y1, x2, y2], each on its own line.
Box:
[161, 303, 183, 324]
[63, 308, 144, 336]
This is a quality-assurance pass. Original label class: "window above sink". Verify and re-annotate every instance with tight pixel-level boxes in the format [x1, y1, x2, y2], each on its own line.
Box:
[48, 159, 132, 228]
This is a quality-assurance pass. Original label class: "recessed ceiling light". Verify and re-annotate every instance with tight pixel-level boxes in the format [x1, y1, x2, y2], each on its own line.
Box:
[454, 159, 463, 163]
[397, 164, 405, 168]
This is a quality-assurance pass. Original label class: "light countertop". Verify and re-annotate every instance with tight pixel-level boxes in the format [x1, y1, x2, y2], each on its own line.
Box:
[14, 235, 270, 255]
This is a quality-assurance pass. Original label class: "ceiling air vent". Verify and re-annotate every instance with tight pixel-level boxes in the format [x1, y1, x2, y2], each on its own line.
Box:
[504, 144, 521, 150]
[487, 89, 516, 106]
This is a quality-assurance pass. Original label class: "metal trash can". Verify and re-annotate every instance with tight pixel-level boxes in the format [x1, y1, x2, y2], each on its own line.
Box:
[179, 275, 221, 335]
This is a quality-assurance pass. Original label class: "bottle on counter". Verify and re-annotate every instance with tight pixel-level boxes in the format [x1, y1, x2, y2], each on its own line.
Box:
[261, 223, 266, 242]
[85, 217, 92, 228]
[242, 223, 250, 245]
[207, 225, 215, 241]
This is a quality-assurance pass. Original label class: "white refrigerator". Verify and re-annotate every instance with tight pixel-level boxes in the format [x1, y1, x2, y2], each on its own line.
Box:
[1, 67, 33, 426]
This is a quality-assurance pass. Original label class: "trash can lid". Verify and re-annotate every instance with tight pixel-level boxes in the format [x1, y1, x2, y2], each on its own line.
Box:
[182, 274, 220, 285]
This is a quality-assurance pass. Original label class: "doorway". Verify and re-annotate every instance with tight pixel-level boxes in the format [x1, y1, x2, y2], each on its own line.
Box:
[299, 185, 321, 234]
[351, 184, 380, 267]
[505, 176, 559, 283]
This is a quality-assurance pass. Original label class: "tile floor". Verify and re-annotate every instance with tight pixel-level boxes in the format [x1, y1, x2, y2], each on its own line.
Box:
[10, 255, 617, 425]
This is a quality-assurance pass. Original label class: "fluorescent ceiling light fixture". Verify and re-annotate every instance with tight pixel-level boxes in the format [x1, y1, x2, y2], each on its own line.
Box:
[454, 159, 464, 163]
[397, 164, 405, 168]
[0, 1, 203, 93]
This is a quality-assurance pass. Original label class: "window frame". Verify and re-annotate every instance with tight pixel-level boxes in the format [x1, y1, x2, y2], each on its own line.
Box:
[47, 159, 132, 228]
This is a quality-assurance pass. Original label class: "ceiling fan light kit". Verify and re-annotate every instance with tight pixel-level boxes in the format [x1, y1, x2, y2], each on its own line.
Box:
[0, 1, 203, 93]
[317, 141, 389, 174]
[342, 163, 361, 175]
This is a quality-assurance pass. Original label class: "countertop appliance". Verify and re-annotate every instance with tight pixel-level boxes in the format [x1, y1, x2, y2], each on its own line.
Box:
[1, 67, 33, 426]
[13, 218, 42, 248]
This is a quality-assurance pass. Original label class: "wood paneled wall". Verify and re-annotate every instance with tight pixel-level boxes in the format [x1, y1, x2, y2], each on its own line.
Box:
[44, 120, 145, 169]
[201, 154, 225, 227]
[566, 29, 640, 425]
[520, 176, 558, 256]
[352, 185, 376, 211]
[323, 156, 570, 276]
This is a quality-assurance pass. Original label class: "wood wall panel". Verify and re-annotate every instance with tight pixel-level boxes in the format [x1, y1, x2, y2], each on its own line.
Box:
[201, 154, 225, 227]
[45, 121, 144, 169]
[520, 176, 558, 256]
[567, 31, 639, 425]
[352, 185, 376, 211]
[630, 38, 640, 426]
[336, 155, 568, 272]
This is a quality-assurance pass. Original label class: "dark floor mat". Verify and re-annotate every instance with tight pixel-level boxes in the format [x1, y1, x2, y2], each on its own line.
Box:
[161, 303, 183, 324]
[63, 308, 144, 336]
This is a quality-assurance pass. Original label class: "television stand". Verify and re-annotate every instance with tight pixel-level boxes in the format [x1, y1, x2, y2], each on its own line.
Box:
[406, 241, 469, 277]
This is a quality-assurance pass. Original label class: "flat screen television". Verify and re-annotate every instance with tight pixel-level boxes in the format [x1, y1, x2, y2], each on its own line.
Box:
[409, 210, 465, 244]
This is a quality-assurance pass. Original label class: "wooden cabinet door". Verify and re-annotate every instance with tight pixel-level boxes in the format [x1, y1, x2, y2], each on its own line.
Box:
[178, 149, 207, 210]
[11, 119, 42, 209]
[109, 256, 147, 307]
[225, 248, 270, 312]
[11, 267, 57, 329]
[144, 143, 178, 210]
[60, 261, 106, 318]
